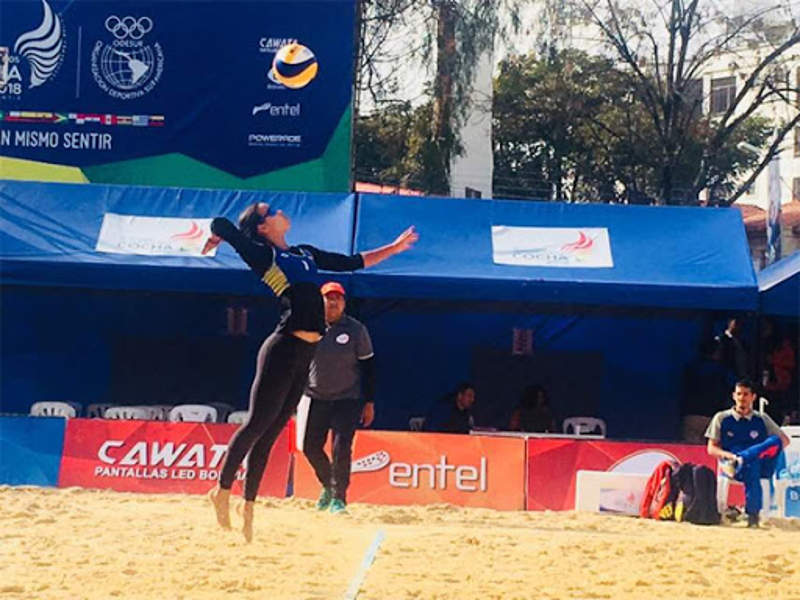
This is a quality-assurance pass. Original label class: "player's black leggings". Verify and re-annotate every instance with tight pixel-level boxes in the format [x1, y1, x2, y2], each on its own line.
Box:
[303, 398, 362, 501]
[219, 332, 317, 501]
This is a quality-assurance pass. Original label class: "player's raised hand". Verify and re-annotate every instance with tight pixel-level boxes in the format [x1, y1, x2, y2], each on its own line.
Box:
[392, 226, 418, 254]
[202, 233, 222, 255]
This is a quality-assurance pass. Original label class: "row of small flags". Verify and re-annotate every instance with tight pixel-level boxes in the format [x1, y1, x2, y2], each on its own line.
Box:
[0, 111, 165, 126]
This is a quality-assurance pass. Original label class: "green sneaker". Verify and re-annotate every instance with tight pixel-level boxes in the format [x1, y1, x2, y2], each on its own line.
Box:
[316, 487, 333, 511]
[329, 498, 347, 514]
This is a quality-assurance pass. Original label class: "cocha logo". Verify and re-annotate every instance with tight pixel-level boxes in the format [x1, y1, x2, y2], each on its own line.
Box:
[170, 221, 205, 241]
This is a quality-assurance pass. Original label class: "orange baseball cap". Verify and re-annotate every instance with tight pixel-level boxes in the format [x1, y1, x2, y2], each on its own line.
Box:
[320, 281, 346, 296]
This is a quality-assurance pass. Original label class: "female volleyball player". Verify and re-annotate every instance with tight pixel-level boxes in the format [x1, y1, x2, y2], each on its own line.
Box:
[203, 202, 416, 541]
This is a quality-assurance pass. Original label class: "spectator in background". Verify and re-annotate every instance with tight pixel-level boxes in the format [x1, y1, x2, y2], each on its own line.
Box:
[715, 317, 750, 379]
[681, 339, 734, 443]
[426, 382, 476, 434]
[706, 379, 790, 528]
[759, 318, 797, 425]
[509, 384, 556, 433]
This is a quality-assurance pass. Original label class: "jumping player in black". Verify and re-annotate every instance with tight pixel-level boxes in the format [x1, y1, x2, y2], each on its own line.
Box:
[203, 202, 417, 541]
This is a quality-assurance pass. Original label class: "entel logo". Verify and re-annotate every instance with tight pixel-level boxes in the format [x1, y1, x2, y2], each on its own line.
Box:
[98, 440, 228, 468]
[354, 451, 488, 492]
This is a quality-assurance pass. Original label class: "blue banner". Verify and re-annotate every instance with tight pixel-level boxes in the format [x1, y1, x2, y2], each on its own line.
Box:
[0, 0, 355, 190]
[0, 416, 66, 486]
[766, 157, 782, 265]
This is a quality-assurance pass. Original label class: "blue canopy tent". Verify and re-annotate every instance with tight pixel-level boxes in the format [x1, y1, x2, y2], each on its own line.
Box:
[353, 194, 757, 310]
[1, 180, 355, 294]
[351, 194, 759, 439]
[1, 180, 355, 414]
[2, 184, 761, 439]
[758, 251, 800, 317]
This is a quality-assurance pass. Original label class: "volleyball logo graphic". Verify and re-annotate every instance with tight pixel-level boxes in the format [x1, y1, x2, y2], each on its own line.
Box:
[270, 42, 318, 89]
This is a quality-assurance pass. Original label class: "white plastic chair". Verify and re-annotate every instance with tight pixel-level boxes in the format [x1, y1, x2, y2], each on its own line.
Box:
[65, 401, 83, 417]
[30, 401, 76, 418]
[409, 417, 426, 431]
[227, 410, 249, 424]
[563, 417, 607, 437]
[169, 404, 218, 423]
[149, 405, 173, 421]
[104, 406, 153, 420]
[716, 462, 774, 516]
[716, 426, 800, 517]
[87, 403, 116, 418]
[209, 402, 235, 423]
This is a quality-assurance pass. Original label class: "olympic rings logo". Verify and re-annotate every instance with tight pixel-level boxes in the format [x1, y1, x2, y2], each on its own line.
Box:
[104, 16, 153, 40]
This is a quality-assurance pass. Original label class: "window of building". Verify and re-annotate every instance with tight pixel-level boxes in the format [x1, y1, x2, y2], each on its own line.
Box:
[710, 76, 736, 114]
[797, 67, 800, 107]
[465, 187, 482, 198]
[685, 78, 703, 117]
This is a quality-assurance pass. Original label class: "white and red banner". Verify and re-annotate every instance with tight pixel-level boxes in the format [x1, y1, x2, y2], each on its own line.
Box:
[491, 226, 613, 268]
[526, 439, 717, 510]
[59, 418, 291, 497]
[294, 431, 526, 510]
[95, 213, 214, 257]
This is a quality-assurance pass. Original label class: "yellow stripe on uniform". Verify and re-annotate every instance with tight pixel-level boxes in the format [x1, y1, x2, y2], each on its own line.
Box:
[262, 263, 290, 296]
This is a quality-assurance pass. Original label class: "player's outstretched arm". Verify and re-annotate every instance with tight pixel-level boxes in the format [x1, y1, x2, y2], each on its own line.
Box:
[361, 226, 418, 268]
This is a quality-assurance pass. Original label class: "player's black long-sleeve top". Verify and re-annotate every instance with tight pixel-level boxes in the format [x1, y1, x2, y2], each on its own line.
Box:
[211, 218, 364, 334]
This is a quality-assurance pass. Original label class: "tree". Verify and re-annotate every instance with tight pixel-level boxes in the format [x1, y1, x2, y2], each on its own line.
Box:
[494, 50, 635, 201]
[355, 0, 525, 195]
[353, 100, 449, 192]
[493, 48, 772, 203]
[353, 102, 418, 188]
[579, 0, 800, 205]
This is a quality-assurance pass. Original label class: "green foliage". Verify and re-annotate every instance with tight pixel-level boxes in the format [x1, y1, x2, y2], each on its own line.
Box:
[493, 48, 774, 204]
[355, 1, 795, 203]
[354, 101, 451, 194]
[356, 0, 526, 193]
[579, 0, 800, 205]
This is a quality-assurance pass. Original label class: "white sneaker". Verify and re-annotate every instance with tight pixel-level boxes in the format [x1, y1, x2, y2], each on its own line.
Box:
[720, 456, 742, 478]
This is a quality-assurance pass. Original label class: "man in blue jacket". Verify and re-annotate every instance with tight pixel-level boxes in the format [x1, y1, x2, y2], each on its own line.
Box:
[706, 379, 790, 527]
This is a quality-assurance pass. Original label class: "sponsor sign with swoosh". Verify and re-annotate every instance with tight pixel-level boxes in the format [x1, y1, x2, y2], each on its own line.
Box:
[95, 213, 214, 257]
[492, 226, 614, 267]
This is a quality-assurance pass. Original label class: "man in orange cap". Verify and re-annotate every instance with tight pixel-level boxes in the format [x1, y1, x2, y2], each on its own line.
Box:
[301, 280, 375, 513]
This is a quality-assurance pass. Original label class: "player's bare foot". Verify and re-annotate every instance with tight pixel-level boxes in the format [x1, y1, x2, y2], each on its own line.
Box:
[241, 500, 254, 543]
[208, 486, 231, 529]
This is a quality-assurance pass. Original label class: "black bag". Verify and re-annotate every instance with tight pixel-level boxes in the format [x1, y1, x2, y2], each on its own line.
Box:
[674, 463, 721, 525]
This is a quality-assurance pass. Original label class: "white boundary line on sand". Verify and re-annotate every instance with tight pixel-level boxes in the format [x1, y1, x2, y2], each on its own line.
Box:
[344, 529, 386, 600]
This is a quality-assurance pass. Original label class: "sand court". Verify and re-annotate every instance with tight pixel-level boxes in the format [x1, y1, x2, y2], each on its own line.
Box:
[1, 486, 799, 600]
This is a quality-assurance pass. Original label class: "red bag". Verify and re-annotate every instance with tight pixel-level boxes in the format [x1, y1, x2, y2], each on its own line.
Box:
[639, 460, 680, 520]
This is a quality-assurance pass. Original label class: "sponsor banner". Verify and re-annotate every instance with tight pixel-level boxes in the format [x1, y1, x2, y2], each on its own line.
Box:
[59, 418, 291, 497]
[0, 416, 66, 486]
[95, 213, 214, 257]
[492, 226, 613, 268]
[766, 157, 782, 265]
[0, 0, 355, 191]
[526, 439, 717, 511]
[294, 431, 526, 510]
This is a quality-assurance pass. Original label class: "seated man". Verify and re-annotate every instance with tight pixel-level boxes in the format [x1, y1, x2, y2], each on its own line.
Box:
[426, 382, 476, 434]
[509, 384, 556, 433]
[705, 379, 790, 527]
